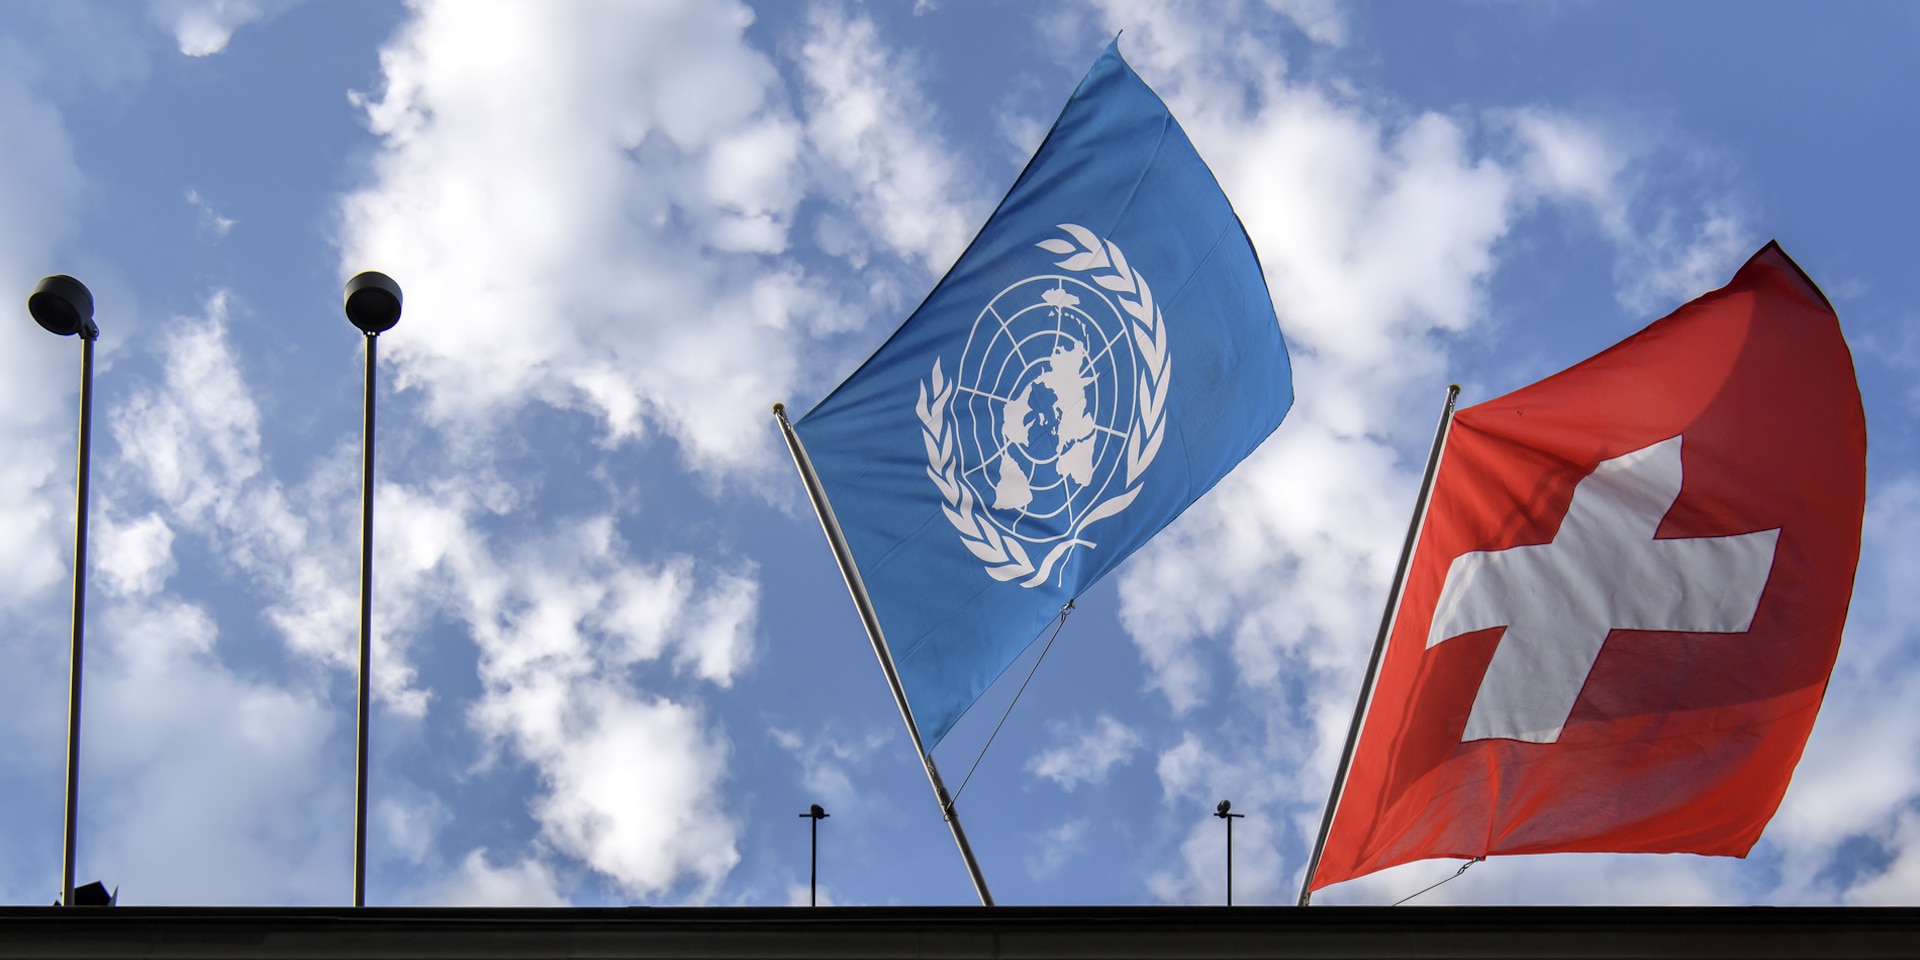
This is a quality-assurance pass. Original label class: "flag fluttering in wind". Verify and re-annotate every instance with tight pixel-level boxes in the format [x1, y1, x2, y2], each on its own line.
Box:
[779, 39, 1292, 905]
[1305, 242, 1865, 895]
[789, 42, 1293, 749]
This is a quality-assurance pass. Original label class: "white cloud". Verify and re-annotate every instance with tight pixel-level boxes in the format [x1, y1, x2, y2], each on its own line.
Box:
[1509, 110, 1632, 232]
[85, 596, 342, 904]
[147, 0, 303, 57]
[771, 725, 896, 820]
[0, 76, 84, 300]
[93, 510, 175, 597]
[674, 567, 758, 687]
[374, 791, 450, 868]
[431, 848, 568, 907]
[1144, 732, 1301, 905]
[113, 293, 264, 524]
[338, 0, 832, 480]
[1843, 810, 1920, 906]
[1026, 714, 1143, 791]
[423, 513, 756, 899]
[495, 686, 737, 900]
[109, 294, 430, 715]
[796, 6, 981, 278]
[185, 188, 236, 237]
[101, 287, 763, 899]
[1506, 108, 1753, 314]
[1264, 0, 1347, 47]
[0, 66, 88, 612]
[993, 97, 1050, 167]
[784, 881, 840, 906]
[1023, 817, 1090, 880]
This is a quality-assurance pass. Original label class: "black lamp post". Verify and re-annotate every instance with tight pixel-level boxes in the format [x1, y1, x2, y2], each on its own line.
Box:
[28, 275, 99, 909]
[343, 271, 400, 908]
[799, 804, 828, 906]
[1214, 799, 1244, 906]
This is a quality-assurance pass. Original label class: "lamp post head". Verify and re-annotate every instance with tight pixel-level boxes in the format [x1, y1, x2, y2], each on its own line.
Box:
[29, 275, 96, 339]
[344, 271, 402, 334]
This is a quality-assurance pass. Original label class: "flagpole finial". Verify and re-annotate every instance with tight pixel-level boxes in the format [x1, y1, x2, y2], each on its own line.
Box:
[773, 402, 786, 416]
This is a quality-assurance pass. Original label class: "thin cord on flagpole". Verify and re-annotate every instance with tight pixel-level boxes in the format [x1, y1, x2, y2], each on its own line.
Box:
[951, 600, 1074, 804]
[1392, 857, 1483, 906]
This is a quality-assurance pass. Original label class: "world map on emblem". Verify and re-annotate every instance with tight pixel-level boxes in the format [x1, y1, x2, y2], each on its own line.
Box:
[952, 276, 1139, 545]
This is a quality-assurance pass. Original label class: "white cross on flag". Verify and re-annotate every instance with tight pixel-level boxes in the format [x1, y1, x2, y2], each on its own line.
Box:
[1308, 242, 1866, 894]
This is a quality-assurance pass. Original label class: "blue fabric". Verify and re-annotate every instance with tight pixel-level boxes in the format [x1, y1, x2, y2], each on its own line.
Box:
[794, 43, 1293, 746]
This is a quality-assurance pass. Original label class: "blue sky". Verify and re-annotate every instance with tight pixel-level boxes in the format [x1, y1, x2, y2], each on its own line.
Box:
[0, 0, 1915, 907]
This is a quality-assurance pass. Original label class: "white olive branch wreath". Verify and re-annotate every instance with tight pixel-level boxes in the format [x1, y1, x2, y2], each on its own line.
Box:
[916, 223, 1172, 588]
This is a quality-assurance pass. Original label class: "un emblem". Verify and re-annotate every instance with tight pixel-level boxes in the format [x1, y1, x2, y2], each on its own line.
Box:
[918, 224, 1171, 587]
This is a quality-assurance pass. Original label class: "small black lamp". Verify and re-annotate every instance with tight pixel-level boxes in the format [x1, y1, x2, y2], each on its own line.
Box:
[800, 803, 829, 906]
[1215, 799, 1244, 906]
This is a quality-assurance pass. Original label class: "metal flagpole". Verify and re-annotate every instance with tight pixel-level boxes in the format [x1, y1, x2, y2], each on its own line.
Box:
[1298, 384, 1459, 907]
[773, 403, 995, 906]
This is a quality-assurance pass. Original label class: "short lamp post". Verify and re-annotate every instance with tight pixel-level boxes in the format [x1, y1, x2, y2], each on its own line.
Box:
[28, 275, 99, 909]
[1215, 800, 1244, 906]
[800, 804, 829, 906]
[344, 271, 401, 908]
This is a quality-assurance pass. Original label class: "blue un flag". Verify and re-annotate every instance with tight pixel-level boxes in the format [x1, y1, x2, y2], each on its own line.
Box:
[794, 42, 1293, 746]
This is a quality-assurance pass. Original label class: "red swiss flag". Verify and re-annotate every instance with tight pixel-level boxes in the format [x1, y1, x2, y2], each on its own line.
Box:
[1308, 242, 1866, 893]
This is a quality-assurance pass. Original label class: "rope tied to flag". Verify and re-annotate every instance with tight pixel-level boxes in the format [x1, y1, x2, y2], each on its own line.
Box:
[949, 600, 1075, 807]
[1393, 856, 1485, 906]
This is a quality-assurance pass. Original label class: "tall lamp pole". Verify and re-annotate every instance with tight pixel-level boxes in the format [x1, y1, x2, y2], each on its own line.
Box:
[29, 275, 99, 909]
[800, 804, 829, 906]
[1214, 800, 1244, 906]
[343, 271, 401, 908]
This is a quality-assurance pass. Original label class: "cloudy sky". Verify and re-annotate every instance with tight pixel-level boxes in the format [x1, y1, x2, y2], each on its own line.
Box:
[0, 0, 1915, 908]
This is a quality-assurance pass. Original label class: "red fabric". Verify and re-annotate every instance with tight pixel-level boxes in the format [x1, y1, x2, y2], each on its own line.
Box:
[1309, 242, 1866, 892]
